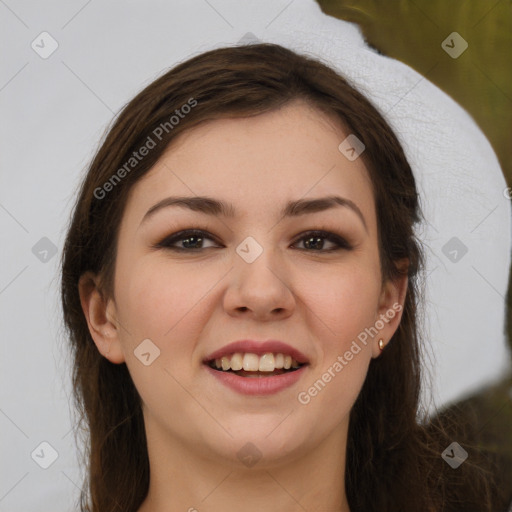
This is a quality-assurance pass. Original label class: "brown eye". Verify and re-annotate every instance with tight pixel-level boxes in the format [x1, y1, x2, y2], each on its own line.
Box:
[155, 229, 220, 251]
[292, 230, 352, 252]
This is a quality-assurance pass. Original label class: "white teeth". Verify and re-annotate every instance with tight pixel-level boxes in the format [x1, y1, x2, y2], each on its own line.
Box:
[230, 352, 243, 371]
[211, 352, 302, 372]
[242, 353, 260, 372]
[259, 353, 274, 371]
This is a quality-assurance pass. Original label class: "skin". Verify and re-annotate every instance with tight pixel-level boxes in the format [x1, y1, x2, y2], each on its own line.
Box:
[79, 100, 407, 512]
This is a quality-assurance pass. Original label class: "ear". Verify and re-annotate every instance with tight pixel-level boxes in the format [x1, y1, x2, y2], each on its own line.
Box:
[78, 271, 125, 364]
[371, 258, 409, 359]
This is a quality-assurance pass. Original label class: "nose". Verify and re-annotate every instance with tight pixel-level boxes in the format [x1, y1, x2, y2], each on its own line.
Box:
[223, 244, 296, 322]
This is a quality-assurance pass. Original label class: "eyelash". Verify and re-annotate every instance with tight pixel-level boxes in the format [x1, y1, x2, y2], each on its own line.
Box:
[154, 228, 353, 253]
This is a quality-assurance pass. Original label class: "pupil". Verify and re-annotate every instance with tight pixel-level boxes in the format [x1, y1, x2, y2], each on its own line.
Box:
[304, 236, 323, 250]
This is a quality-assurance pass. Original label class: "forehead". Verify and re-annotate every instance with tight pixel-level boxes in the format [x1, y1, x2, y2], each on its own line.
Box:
[124, 101, 375, 228]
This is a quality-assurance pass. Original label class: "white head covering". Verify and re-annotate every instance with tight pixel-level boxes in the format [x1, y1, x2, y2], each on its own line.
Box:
[1, 1, 509, 510]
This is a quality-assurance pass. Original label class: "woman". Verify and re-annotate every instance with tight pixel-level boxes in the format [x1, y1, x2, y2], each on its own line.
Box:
[61, 43, 498, 511]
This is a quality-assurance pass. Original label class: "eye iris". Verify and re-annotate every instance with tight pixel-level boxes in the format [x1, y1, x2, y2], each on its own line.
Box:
[182, 234, 203, 249]
[304, 236, 324, 250]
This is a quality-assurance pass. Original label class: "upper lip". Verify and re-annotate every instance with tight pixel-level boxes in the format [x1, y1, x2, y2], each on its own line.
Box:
[204, 340, 310, 364]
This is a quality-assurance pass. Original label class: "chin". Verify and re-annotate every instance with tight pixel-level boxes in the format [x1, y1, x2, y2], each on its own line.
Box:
[200, 416, 313, 468]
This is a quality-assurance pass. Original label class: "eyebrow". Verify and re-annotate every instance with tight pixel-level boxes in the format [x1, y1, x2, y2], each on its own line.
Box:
[140, 195, 368, 232]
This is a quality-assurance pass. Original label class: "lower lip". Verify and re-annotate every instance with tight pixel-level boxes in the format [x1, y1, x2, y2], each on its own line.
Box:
[204, 365, 307, 396]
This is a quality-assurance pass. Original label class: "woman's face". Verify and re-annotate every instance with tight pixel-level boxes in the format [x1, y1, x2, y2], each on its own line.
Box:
[85, 100, 406, 469]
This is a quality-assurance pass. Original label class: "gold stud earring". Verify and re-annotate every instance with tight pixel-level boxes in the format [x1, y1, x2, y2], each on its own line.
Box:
[378, 339, 385, 351]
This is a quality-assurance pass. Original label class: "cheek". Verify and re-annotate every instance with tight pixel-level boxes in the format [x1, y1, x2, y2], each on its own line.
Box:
[297, 266, 377, 421]
[298, 257, 380, 418]
[114, 256, 214, 350]
[299, 258, 381, 345]
[113, 257, 214, 415]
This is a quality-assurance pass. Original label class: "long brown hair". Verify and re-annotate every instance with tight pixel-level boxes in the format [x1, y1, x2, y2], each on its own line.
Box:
[60, 43, 498, 511]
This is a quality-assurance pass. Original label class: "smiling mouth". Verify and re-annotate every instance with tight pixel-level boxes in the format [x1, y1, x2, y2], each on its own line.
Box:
[206, 352, 306, 378]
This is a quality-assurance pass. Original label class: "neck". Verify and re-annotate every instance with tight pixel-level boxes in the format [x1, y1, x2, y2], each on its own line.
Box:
[137, 413, 351, 512]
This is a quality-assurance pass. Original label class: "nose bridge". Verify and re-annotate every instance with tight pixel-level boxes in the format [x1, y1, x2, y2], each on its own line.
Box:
[235, 234, 285, 287]
[225, 233, 294, 317]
